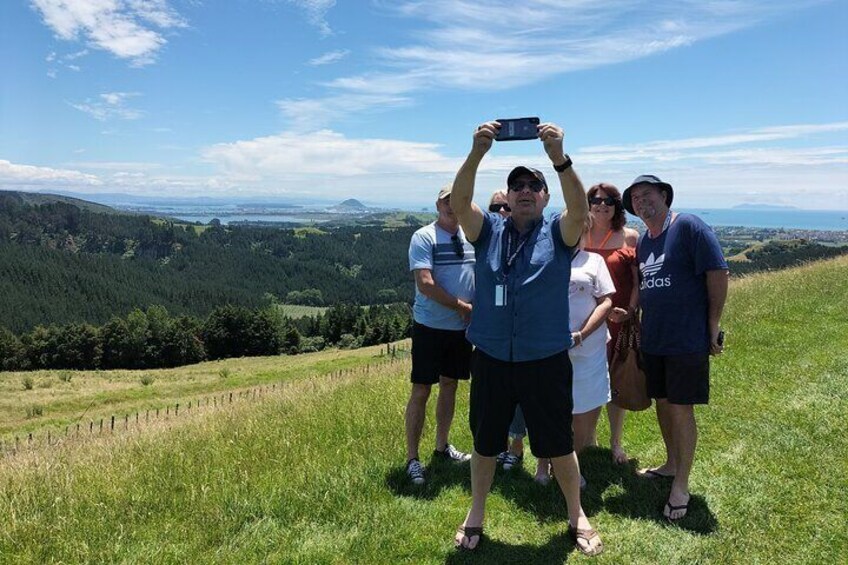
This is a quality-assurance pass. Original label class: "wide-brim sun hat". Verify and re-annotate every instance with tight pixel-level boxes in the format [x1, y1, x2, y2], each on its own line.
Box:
[622, 175, 673, 215]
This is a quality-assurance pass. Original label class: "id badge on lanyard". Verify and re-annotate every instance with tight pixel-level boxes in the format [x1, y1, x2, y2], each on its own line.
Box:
[495, 284, 506, 306]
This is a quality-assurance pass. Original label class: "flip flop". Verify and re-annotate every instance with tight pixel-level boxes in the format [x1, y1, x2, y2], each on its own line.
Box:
[454, 525, 484, 550]
[567, 525, 604, 557]
[664, 496, 690, 522]
[638, 468, 675, 479]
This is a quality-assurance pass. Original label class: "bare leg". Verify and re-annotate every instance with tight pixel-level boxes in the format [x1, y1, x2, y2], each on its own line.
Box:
[572, 407, 603, 455]
[550, 453, 603, 554]
[665, 403, 696, 519]
[455, 450, 497, 549]
[405, 383, 431, 461]
[606, 402, 629, 463]
[435, 376, 458, 451]
[535, 457, 550, 484]
[508, 435, 524, 456]
[640, 398, 677, 476]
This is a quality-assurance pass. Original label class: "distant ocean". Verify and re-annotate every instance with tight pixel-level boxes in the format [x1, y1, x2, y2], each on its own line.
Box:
[153, 207, 848, 231]
[673, 209, 848, 231]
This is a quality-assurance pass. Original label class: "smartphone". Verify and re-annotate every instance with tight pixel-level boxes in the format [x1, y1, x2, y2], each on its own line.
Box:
[717, 330, 725, 346]
[495, 117, 540, 141]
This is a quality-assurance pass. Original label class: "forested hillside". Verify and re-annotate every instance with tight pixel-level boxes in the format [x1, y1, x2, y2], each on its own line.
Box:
[0, 192, 415, 333]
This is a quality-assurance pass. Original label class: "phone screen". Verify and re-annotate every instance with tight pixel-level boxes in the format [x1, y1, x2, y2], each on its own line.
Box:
[495, 117, 540, 141]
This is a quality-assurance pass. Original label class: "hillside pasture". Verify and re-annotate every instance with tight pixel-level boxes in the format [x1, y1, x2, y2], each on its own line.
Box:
[0, 257, 846, 563]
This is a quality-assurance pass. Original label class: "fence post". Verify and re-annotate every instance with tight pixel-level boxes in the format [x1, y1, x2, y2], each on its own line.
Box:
[229, 392, 233, 403]
[175, 403, 179, 416]
[47, 430, 51, 445]
[110, 416, 115, 432]
[28, 433, 33, 445]
[99, 419, 103, 433]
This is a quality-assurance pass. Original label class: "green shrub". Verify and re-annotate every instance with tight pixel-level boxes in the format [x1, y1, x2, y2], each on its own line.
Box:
[140, 374, 155, 386]
[22, 376, 34, 390]
[25, 405, 43, 418]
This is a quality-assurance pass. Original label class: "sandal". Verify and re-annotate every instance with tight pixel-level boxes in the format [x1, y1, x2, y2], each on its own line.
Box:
[664, 494, 690, 522]
[567, 525, 604, 557]
[454, 525, 484, 550]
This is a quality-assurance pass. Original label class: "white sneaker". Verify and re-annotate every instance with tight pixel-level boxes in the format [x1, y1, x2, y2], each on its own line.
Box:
[434, 444, 471, 463]
[502, 452, 524, 471]
[406, 458, 425, 485]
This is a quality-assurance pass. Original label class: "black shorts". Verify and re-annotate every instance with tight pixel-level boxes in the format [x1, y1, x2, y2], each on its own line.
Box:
[643, 352, 710, 405]
[469, 349, 574, 458]
[410, 322, 472, 385]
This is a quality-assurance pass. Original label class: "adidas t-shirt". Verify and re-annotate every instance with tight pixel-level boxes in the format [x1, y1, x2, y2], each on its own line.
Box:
[408, 222, 475, 331]
[637, 213, 727, 355]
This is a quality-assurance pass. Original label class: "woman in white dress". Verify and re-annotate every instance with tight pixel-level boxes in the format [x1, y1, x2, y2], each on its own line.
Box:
[536, 216, 615, 484]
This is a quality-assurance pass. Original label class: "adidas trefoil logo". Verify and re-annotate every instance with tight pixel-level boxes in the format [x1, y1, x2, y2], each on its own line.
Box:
[640, 252, 665, 277]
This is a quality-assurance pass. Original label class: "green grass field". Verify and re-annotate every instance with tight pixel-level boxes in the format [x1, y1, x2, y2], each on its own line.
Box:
[274, 303, 328, 318]
[0, 257, 846, 563]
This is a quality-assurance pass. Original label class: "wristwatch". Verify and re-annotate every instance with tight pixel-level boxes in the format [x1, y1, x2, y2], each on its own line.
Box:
[553, 154, 572, 172]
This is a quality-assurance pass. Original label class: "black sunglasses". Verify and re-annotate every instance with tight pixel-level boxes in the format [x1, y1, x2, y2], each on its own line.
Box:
[589, 196, 617, 206]
[508, 180, 545, 193]
[450, 234, 464, 258]
[488, 203, 511, 213]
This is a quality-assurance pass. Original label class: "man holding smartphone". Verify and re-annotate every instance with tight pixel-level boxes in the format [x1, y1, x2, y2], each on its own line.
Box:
[622, 175, 728, 522]
[449, 120, 603, 557]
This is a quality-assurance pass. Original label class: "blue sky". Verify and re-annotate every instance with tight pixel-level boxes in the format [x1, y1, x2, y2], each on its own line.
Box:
[1, 0, 846, 210]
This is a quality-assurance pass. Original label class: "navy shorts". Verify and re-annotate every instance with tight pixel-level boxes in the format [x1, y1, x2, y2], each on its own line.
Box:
[643, 351, 710, 405]
[469, 349, 574, 458]
[410, 322, 472, 385]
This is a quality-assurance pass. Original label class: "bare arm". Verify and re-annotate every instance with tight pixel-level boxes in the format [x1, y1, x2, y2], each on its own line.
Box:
[451, 122, 498, 242]
[571, 296, 613, 347]
[706, 269, 729, 355]
[624, 227, 639, 247]
[538, 124, 588, 247]
[415, 269, 472, 323]
[608, 261, 640, 324]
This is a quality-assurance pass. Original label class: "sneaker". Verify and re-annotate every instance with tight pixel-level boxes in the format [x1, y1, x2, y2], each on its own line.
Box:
[502, 452, 524, 471]
[406, 458, 425, 485]
[433, 444, 471, 463]
[496, 451, 509, 465]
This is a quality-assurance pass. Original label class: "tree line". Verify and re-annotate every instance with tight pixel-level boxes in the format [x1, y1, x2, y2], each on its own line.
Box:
[0, 303, 411, 371]
[0, 192, 419, 333]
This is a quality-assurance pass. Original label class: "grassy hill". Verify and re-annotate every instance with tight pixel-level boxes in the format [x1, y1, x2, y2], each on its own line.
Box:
[0, 257, 846, 563]
[0, 189, 120, 215]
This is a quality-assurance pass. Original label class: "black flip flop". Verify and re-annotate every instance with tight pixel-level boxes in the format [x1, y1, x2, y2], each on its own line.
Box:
[639, 468, 675, 479]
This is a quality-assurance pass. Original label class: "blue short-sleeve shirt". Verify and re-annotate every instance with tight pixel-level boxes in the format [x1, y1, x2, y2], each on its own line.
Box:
[467, 212, 575, 362]
[638, 213, 728, 355]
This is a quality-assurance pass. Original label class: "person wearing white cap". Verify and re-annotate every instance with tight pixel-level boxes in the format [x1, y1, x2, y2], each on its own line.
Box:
[449, 120, 603, 557]
[622, 175, 729, 522]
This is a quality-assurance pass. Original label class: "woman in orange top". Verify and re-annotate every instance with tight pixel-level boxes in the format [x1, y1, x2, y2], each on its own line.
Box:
[584, 183, 640, 464]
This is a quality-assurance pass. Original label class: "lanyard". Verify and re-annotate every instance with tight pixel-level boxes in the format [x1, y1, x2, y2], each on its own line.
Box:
[505, 229, 529, 273]
[648, 210, 673, 239]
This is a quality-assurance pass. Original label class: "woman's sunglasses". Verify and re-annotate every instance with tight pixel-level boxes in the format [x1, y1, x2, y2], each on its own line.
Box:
[488, 203, 511, 213]
[589, 196, 617, 206]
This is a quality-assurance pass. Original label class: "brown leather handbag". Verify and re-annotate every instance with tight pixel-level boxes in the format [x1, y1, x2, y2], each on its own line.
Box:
[609, 317, 652, 411]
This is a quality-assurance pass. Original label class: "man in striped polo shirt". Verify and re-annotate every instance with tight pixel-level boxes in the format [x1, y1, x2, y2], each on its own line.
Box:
[404, 183, 476, 486]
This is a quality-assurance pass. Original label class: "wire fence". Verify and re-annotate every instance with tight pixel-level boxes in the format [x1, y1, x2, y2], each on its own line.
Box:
[1, 343, 409, 459]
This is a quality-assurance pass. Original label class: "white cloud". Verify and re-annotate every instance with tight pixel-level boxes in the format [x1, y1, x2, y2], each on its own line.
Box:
[0, 160, 102, 186]
[308, 49, 350, 66]
[30, 0, 186, 65]
[70, 92, 143, 121]
[283, 0, 336, 37]
[276, 93, 412, 130]
[287, 0, 823, 124]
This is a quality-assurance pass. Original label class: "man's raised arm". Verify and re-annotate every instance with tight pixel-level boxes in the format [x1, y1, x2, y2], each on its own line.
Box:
[539, 123, 588, 247]
[451, 122, 498, 242]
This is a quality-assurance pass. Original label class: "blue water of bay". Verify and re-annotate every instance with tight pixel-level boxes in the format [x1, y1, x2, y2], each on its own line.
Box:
[663, 209, 848, 231]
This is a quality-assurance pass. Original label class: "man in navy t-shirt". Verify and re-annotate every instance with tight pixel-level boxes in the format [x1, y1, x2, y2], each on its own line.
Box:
[622, 175, 729, 523]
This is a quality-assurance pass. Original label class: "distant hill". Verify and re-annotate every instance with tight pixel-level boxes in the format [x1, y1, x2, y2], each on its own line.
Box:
[1, 190, 120, 214]
[327, 199, 369, 213]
